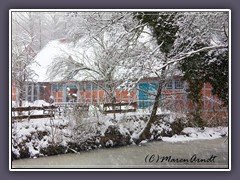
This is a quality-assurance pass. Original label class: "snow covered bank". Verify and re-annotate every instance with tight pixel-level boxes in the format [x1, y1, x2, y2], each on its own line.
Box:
[162, 127, 228, 143]
[11, 111, 228, 160]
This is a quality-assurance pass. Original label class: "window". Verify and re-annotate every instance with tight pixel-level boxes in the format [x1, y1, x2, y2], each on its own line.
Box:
[51, 83, 63, 92]
[165, 81, 172, 89]
[85, 83, 91, 90]
[58, 84, 63, 91]
[175, 80, 184, 89]
[79, 83, 85, 91]
[24, 83, 33, 101]
[27, 84, 32, 95]
[67, 84, 77, 90]
[92, 83, 98, 90]
[52, 84, 58, 92]
[33, 85, 39, 101]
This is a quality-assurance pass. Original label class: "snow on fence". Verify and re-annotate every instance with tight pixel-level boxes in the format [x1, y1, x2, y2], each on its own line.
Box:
[54, 101, 137, 114]
[54, 102, 90, 110]
[103, 102, 137, 114]
[12, 105, 58, 121]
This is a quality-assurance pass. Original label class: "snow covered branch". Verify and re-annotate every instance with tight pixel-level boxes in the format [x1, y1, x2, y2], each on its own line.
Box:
[157, 45, 228, 71]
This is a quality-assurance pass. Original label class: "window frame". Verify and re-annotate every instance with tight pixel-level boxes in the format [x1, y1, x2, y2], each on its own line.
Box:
[165, 81, 173, 89]
[175, 80, 184, 89]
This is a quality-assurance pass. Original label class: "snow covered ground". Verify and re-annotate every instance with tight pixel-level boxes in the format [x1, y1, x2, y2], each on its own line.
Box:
[162, 126, 228, 143]
[12, 100, 50, 107]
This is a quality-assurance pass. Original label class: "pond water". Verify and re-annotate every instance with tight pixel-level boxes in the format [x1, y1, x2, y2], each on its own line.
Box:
[12, 138, 228, 169]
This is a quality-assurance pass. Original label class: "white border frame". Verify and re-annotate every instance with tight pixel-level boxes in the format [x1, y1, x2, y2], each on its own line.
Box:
[9, 9, 231, 172]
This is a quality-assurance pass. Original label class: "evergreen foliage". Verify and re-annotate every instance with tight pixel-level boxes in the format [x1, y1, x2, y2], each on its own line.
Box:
[179, 43, 228, 126]
[180, 43, 228, 106]
[135, 12, 179, 55]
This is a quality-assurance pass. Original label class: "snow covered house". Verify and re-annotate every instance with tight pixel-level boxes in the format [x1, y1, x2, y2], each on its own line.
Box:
[11, 39, 227, 114]
[11, 76, 226, 114]
[11, 39, 138, 105]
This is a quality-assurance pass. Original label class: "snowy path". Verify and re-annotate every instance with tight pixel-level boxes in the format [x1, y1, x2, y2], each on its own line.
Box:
[12, 138, 228, 169]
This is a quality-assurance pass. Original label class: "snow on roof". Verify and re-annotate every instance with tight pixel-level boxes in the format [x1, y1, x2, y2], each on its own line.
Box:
[32, 38, 91, 82]
[32, 40, 67, 82]
[32, 29, 180, 84]
[31, 27, 156, 83]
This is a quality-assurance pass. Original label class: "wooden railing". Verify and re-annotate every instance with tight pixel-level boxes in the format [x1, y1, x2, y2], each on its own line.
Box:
[11, 105, 58, 120]
[11, 101, 139, 120]
[103, 102, 137, 114]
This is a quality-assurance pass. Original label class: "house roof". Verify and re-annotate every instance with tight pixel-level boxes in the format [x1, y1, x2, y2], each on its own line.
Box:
[32, 38, 91, 82]
[31, 27, 154, 83]
[32, 40, 66, 82]
[31, 31, 182, 84]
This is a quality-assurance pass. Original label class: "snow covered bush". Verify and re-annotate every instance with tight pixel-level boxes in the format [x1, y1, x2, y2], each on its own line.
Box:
[100, 125, 131, 147]
[66, 106, 97, 144]
[118, 113, 189, 142]
[149, 114, 187, 140]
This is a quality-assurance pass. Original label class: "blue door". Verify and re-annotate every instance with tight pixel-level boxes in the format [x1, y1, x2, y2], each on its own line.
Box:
[138, 83, 158, 108]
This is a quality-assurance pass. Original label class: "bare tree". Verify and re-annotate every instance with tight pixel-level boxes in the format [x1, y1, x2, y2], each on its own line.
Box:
[47, 12, 140, 103]
[12, 12, 39, 106]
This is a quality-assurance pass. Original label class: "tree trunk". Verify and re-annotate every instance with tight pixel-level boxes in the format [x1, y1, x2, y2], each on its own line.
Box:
[18, 82, 24, 107]
[134, 58, 167, 144]
[17, 82, 24, 116]
[134, 82, 163, 144]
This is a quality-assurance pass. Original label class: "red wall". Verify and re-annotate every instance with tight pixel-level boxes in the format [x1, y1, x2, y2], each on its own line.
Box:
[11, 80, 226, 113]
